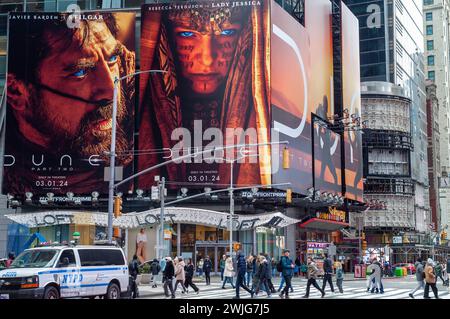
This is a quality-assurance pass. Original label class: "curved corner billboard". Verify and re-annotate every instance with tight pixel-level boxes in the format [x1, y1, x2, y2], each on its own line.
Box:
[138, 1, 271, 189]
[342, 3, 363, 202]
[3, 12, 136, 196]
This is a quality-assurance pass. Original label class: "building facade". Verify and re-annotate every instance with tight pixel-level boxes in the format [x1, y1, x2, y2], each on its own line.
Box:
[423, 0, 450, 239]
[344, 0, 432, 242]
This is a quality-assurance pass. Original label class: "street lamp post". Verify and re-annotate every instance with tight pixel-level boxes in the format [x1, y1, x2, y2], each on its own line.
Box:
[107, 69, 167, 244]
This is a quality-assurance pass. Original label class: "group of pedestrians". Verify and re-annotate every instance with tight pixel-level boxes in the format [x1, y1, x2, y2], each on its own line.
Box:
[157, 256, 200, 298]
[409, 257, 449, 299]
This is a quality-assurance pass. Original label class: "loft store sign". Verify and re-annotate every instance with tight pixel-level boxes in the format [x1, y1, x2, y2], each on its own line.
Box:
[34, 214, 75, 226]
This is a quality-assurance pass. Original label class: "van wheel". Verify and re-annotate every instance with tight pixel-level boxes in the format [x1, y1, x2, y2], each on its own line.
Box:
[43, 286, 60, 299]
[105, 282, 120, 299]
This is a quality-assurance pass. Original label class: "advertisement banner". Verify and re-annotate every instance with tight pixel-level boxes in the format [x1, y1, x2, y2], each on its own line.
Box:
[271, 0, 336, 195]
[138, 1, 271, 189]
[341, 3, 363, 202]
[313, 118, 342, 196]
[3, 12, 136, 196]
[271, 0, 312, 195]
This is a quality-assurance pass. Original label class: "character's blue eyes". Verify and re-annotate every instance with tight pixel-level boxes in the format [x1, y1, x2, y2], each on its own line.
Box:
[220, 29, 235, 36]
[178, 31, 194, 37]
[108, 55, 118, 63]
[72, 69, 87, 77]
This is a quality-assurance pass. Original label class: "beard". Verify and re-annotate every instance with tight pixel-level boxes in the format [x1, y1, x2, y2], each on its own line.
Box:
[30, 87, 133, 166]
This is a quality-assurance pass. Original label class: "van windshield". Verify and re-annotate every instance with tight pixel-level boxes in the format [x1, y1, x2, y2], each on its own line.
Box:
[9, 250, 59, 269]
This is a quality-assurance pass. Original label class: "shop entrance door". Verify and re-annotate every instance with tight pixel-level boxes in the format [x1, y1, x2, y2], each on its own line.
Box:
[195, 242, 229, 275]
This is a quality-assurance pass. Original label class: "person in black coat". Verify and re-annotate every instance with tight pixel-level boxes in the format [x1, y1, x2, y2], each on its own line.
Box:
[264, 253, 276, 293]
[322, 253, 335, 293]
[163, 257, 175, 298]
[234, 251, 255, 299]
[255, 256, 271, 297]
[202, 256, 213, 285]
[184, 258, 200, 294]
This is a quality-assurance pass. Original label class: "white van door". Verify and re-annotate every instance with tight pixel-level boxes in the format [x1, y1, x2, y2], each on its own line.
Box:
[55, 249, 82, 298]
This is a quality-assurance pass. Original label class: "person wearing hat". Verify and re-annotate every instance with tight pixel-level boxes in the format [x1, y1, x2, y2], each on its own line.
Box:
[279, 249, 295, 299]
[163, 257, 176, 298]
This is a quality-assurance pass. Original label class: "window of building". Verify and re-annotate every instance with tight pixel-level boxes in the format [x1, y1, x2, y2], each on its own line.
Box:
[424, 0, 434, 5]
[428, 71, 435, 81]
[427, 25, 433, 35]
[427, 40, 434, 51]
[426, 12, 433, 21]
[428, 55, 435, 66]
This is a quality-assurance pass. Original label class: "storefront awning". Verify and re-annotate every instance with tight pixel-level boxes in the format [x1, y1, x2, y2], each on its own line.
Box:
[299, 218, 349, 231]
[5, 208, 301, 230]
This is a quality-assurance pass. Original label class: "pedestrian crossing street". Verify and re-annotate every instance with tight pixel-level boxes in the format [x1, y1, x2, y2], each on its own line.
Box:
[154, 283, 450, 300]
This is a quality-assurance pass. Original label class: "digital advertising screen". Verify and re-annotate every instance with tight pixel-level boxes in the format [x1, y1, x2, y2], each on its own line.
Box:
[342, 3, 363, 202]
[3, 12, 136, 196]
[138, 1, 271, 189]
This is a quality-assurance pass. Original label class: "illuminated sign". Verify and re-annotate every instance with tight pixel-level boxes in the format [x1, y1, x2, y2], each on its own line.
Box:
[315, 207, 346, 223]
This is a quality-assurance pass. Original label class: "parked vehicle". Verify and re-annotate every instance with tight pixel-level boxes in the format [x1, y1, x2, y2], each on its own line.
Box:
[0, 244, 130, 299]
[0, 259, 7, 270]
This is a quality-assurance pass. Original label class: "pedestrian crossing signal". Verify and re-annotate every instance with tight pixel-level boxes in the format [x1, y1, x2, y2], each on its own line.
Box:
[362, 240, 367, 251]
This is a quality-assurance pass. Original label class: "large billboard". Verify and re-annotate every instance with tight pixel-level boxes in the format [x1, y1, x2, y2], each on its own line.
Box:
[270, 0, 312, 194]
[271, 0, 336, 195]
[342, 3, 363, 202]
[138, 1, 271, 189]
[3, 12, 136, 196]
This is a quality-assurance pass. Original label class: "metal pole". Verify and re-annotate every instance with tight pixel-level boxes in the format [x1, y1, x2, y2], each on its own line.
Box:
[359, 215, 362, 263]
[107, 79, 119, 243]
[159, 177, 165, 260]
[229, 160, 234, 257]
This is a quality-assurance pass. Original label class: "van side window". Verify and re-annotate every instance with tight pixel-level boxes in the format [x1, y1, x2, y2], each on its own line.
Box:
[57, 250, 76, 267]
[78, 249, 125, 267]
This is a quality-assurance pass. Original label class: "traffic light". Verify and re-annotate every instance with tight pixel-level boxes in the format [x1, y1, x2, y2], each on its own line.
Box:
[362, 240, 367, 251]
[233, 242, 241, 251]
[282, 147, 290, 169]
[113, 196, 122, 238]
[286, 188, 292, 204]
[441, 231, 447, 241]
[361, 232, 366, 240]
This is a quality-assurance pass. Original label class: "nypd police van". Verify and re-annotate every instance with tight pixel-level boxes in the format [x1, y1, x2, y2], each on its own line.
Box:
[0, 245, 129, 299]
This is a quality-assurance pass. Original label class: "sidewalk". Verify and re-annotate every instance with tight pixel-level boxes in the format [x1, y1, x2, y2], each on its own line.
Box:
[137, 274, 412, 298]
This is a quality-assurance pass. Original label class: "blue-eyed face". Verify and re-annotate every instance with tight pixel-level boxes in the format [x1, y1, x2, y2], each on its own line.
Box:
[172, 23, 242, 94]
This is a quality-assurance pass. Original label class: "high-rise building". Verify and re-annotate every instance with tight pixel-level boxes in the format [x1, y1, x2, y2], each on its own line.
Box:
[423, 0, 450, 239]
[344, 0, 431, 242]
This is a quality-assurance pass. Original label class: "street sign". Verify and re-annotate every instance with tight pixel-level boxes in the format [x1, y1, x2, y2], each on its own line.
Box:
[151, 186, 159, 200]
[103, 166, 124, 181]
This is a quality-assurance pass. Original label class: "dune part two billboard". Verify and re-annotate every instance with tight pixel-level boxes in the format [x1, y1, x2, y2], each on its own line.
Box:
[3, 12, 136, 196]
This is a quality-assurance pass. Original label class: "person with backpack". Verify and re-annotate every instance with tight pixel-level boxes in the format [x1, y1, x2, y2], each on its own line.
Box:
[150, 258, 161, 288]
[322, 253, 335, 293]
[409, 258, 425, 298]
[424, 258, 439, 299]
[184, 258, 200, 294]
[435, 261, 446, 285]
[278, 249, 294, 299]
[128, 255, 139, 298]
[203, 256, 213, 285]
